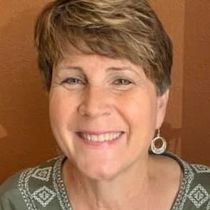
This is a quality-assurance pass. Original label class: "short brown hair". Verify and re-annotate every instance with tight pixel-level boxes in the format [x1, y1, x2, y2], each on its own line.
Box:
[34, 0, 173, 95]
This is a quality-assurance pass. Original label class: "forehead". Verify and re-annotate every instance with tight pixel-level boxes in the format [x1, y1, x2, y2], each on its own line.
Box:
[57, 52, 147, 78]
[54, 44, 147, 79]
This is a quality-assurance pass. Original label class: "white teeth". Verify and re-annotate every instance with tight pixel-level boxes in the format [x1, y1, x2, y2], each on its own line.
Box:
[80, 132, 122, 142]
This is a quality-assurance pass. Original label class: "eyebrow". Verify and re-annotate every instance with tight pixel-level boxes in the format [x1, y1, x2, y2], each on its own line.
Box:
[106, 66, 137, 72]
[59, 65, 138, 73]
[58, 66, 83, 72]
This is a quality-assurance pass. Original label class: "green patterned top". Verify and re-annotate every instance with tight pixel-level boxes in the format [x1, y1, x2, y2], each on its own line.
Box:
[1, 153, 210, 210]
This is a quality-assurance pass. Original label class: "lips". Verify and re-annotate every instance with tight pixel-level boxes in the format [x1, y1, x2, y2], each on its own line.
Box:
[77, 131, 123, 142]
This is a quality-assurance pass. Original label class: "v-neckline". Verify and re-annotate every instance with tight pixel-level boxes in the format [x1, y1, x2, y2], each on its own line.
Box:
[55, 152, 194, 210]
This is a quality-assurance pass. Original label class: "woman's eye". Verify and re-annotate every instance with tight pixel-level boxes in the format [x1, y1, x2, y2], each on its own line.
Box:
[113, 79, 132, 85]
[61, 77, 84, 85]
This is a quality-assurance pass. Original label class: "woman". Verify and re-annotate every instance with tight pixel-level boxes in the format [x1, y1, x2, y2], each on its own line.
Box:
[1, 0, 210, 209]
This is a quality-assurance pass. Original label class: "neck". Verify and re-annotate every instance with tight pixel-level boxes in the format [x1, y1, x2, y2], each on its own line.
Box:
[63, 155, 155, 210]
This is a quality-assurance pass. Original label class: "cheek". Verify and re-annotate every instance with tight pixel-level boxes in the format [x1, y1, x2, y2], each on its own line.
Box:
[119, 92, 158, 149]
[49, 90, 75, 130]
[49, 90, 79, 156]
[49, 93, 64, 128]
[119, 93, 157, 125]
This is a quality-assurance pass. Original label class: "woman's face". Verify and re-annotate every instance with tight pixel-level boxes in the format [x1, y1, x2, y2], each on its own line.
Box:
[49, 51, 169, 180]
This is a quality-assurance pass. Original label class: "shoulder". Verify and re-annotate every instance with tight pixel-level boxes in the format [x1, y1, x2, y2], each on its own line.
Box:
[182, 162, 210, 209]
[0, 156, 63, 210]
[0, 170, 26, 209]
[182, 161, 210, 190]
[173, 158, 210, 210]
[163, 152, 210, 189]
[188, 163, 210, 192]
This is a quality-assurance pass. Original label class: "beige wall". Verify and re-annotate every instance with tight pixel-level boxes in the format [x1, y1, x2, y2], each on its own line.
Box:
[1, 1, 210, 183]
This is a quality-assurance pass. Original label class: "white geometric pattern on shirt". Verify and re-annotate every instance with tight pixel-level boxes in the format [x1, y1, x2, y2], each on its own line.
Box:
[18, 154, 210, 210]
[206, 200, 210, 210]
[171, 160, 194, 210]
[53, 157, 73, 210]
[18, 168, 38, 210]
[192, 164, 210, 174]
[31, 167, 52, 182]
[18, 156, 70, 210]
[32, 186, 56, 207]
[188, 184, 210, 208]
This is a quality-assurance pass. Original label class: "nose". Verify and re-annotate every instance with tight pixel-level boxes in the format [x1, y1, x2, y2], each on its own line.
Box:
[78, 86, 111, 118]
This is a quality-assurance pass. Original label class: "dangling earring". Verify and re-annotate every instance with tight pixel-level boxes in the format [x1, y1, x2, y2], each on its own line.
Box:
[150, 129, 167, 155]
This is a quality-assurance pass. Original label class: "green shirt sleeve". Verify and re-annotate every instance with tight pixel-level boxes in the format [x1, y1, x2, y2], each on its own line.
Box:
[0, 172, 28, 210]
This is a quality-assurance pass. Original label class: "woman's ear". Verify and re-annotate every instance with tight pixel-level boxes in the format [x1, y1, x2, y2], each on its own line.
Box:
[156, 89, 170, 129]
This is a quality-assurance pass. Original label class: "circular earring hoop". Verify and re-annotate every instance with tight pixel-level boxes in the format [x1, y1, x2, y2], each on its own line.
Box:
[150, 129, 167, 155]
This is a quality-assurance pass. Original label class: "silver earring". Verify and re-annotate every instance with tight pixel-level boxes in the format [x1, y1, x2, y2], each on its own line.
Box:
[150, 129, 167, 155]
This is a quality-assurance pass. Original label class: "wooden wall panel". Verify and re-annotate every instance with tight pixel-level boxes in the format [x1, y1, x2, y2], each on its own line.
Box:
[0, 1, 57, 184]
[182, 0, 210, 165]
[150, 0, 185, 154]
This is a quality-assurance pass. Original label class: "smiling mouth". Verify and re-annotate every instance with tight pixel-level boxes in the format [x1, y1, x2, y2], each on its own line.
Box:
[77, 132, 124, 143]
